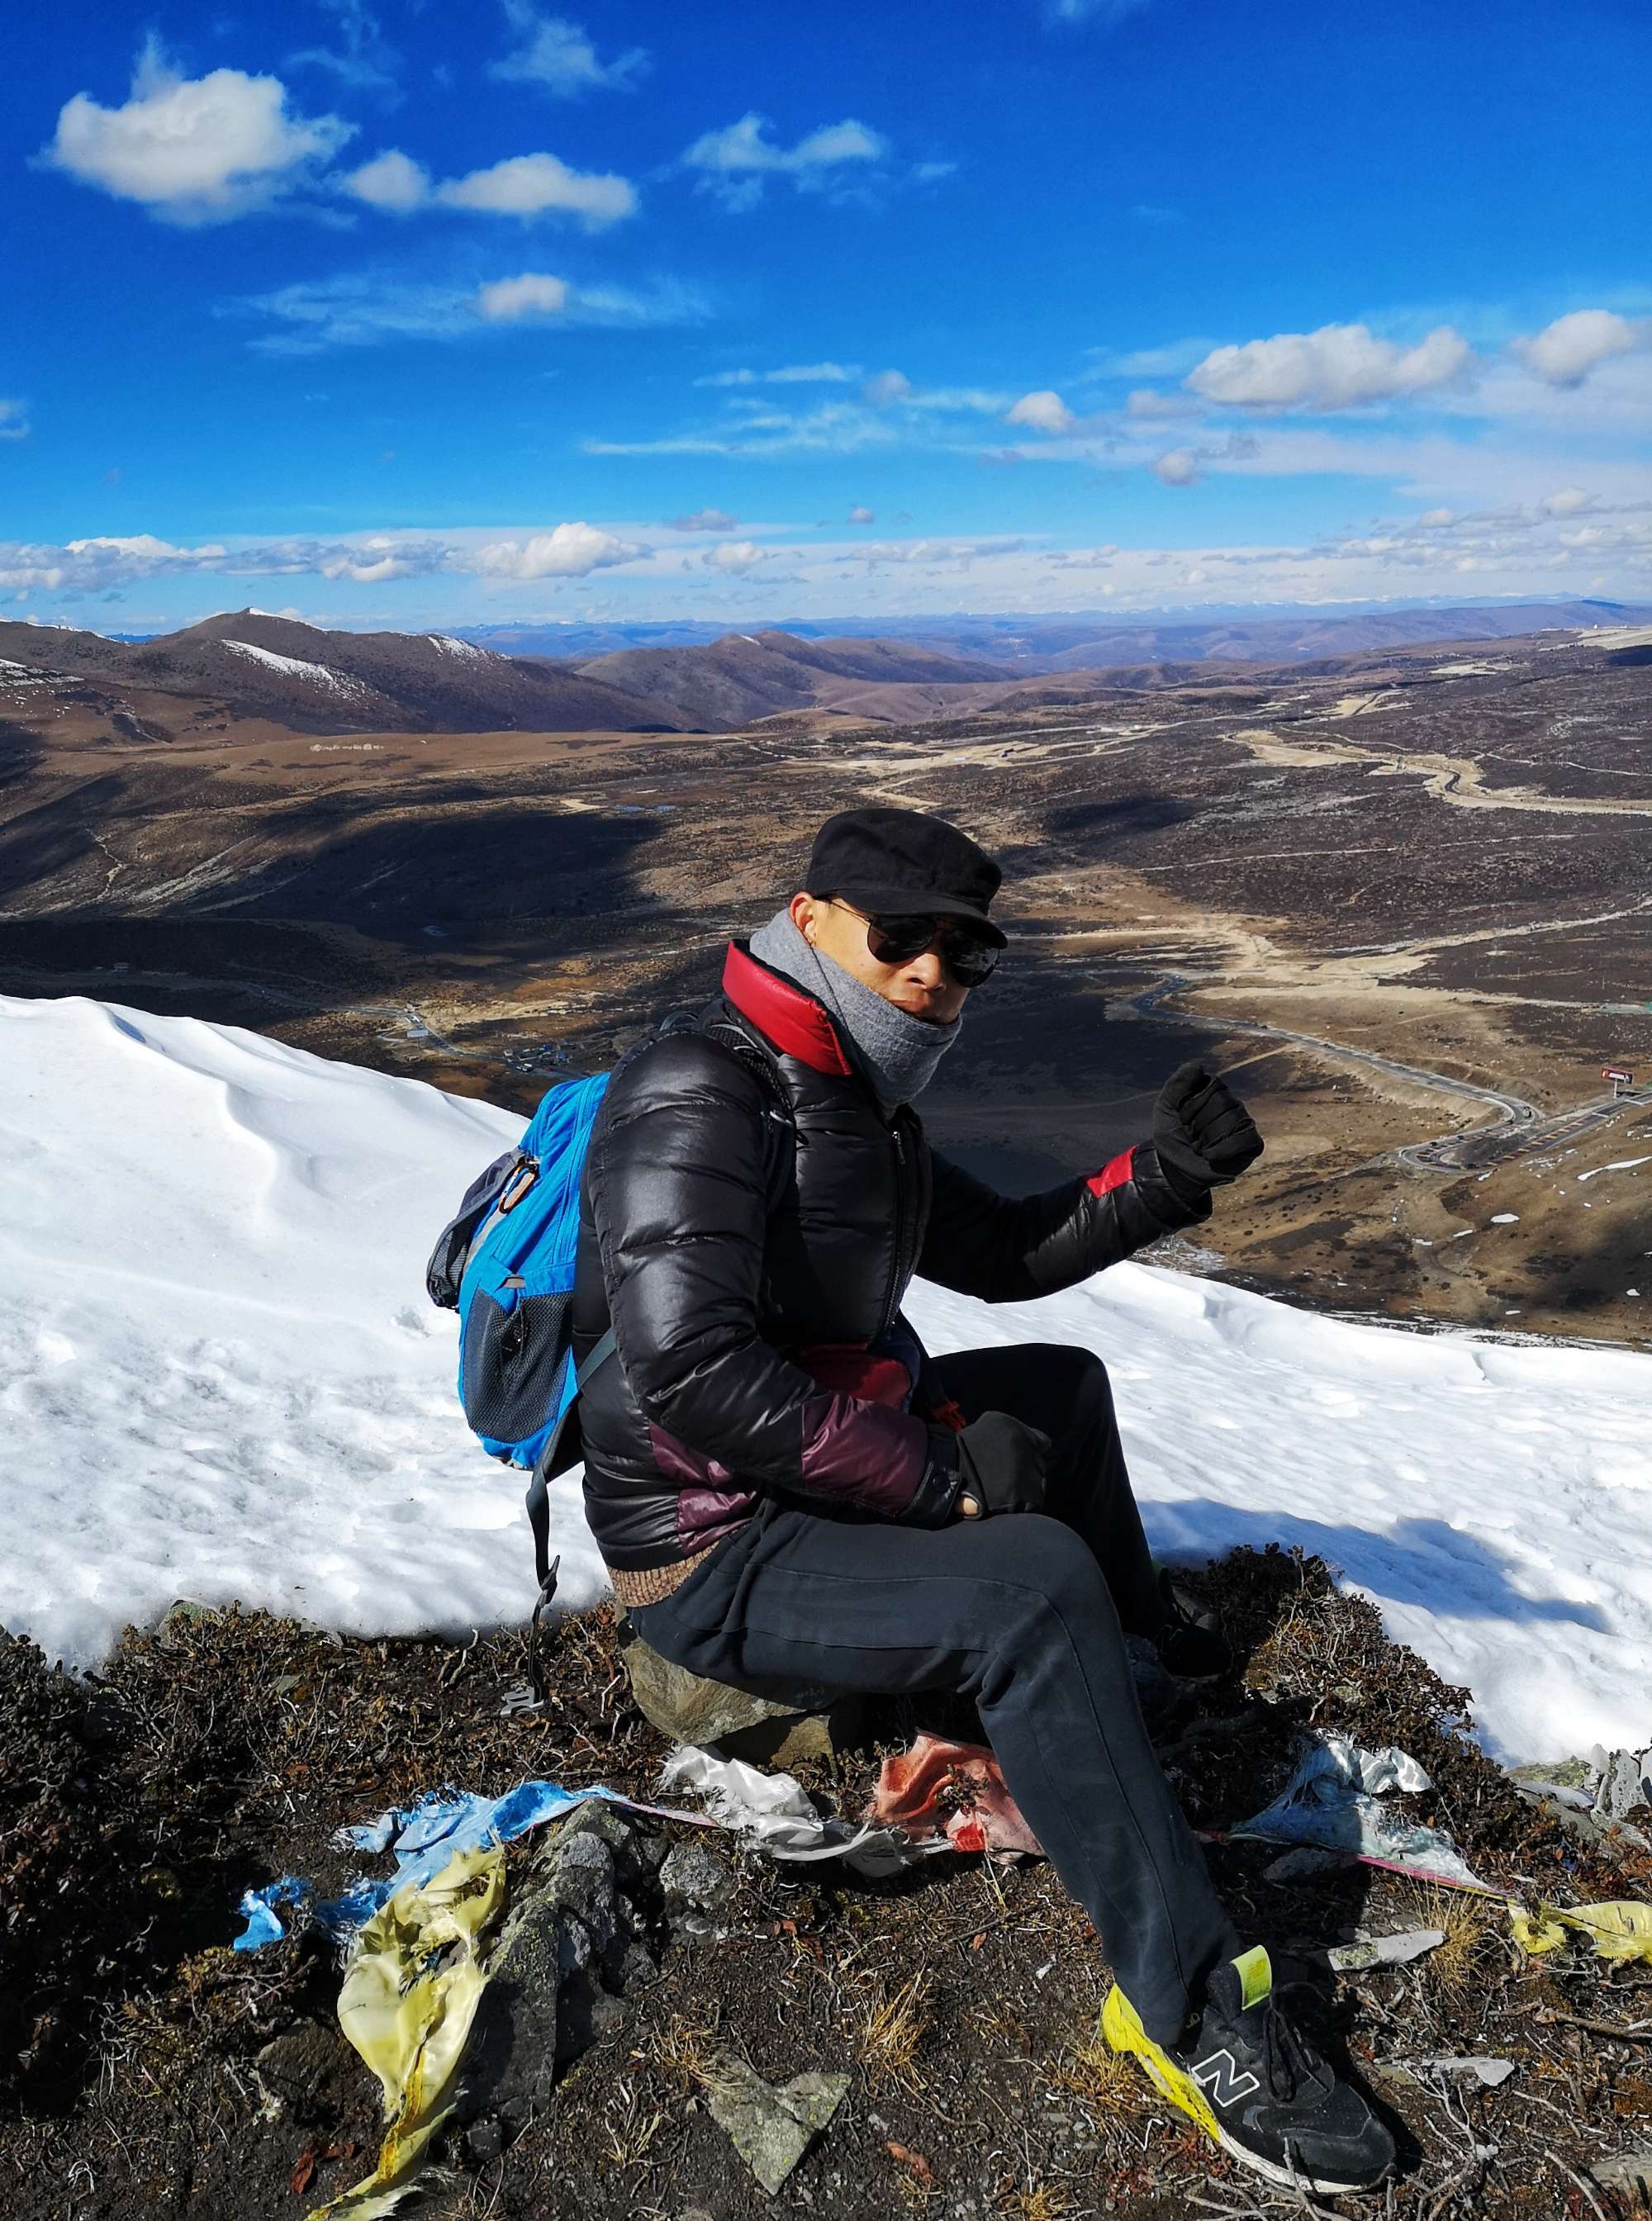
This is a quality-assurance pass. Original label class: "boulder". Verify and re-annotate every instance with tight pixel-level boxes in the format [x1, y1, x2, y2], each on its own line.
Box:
[615, 1610, 862, 1766]
[456, 1806, 653, 2139]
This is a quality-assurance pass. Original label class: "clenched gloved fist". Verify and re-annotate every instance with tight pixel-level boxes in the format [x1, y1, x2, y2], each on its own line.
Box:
[955, 1411, 1052, 1518]
[1153, 1061, 1263, 1203]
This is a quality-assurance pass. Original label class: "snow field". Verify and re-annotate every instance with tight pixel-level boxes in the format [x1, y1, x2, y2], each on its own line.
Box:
[3, 992, 1651, 1764]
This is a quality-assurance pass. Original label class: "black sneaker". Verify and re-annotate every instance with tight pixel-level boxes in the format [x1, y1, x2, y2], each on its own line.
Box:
[1103, 1946, 1395, 2195]
[1156, 1569, 1233, 1680]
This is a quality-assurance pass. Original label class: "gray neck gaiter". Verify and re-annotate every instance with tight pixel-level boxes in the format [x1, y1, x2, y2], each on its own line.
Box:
[747, 906, 962, 1113]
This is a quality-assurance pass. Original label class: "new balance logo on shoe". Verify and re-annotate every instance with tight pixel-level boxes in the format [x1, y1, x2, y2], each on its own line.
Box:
[1193, 2049, 1261, 2111]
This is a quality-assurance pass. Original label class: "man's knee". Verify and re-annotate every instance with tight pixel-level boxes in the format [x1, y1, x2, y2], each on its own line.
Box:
[988, 1511, 1110, 1621]
[1027, 1341, 1117, 1431]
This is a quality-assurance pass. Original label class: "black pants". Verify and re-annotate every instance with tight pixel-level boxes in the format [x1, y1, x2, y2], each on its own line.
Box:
[632, 1341, 1241, 2044]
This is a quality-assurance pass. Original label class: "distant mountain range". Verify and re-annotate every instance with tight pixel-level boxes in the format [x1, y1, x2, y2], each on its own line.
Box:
[450, 597, 1651, 671]
[3, 598, 1648, 738]
[0, 610, 688, 735]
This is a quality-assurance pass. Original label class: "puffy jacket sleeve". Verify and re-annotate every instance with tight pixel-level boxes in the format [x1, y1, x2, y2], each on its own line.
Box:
[587, 1033, 961, 1524]
[917, 1139, 1211, 1304]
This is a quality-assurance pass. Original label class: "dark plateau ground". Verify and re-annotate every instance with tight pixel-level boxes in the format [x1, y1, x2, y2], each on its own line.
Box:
[5, 1551, 1652, 2220]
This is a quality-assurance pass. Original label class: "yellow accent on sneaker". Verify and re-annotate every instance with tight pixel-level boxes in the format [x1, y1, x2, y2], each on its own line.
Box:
[1099, 1982, 1225, 2146]
[1100, 1948, 1275, 2152]
[1235, 1943, 1273, 2011]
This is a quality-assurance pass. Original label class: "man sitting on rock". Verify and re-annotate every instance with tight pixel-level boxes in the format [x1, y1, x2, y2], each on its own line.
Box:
[570, 804, 1394, 2196]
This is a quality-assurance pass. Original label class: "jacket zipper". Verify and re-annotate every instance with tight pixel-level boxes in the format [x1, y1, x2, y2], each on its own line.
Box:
[878, 1116, 911, 1338]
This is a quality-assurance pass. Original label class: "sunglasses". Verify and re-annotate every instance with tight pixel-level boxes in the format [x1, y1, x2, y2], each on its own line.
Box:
[834, 901, 1002, 987]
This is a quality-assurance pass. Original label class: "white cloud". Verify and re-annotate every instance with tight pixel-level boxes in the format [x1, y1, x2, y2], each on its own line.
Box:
[585, 400, 900, 458]
[1005, 389, 1076, 434]
[848, 505, 875, 524]
[468, 524, 643, 579]
[666, 509, 738, 532]
[1512, 309, 1644, 388]
[1185, 321, 1474, 411]
[684, 112, 887, 206]
[863, 369, 912, 406]
[476, 271, 570, 320]
[343, 148, 429, 211]
[43, 42, 352, 225]
[762, 361, 856, 385]
[285, 0, 401, 95]
[1541, 486, 1594, 516]
[1089, 338, 1212, 378]
[1417, 508, 1455, 528]
[1126, 387, 1192, 418]
[0, 401, 30, 442]
[696, 363, 857, 388]
[227, 268, 701, 352]
[0, 523, 657, 596]
[1151, 447, 1201, 486]
[436, 150, 636, 226]
[1044, 0, 1151, 21]
[490, 5, 648, 97]
[700, 540, 768, 572]
[320, 549, 418, 582]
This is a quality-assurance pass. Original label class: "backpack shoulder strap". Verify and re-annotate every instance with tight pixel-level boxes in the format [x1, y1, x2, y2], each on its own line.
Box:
[524, 1322, 618, 1686]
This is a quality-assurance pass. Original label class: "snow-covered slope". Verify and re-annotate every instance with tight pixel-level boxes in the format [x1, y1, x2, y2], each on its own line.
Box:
[3, 993, 1650, 1764]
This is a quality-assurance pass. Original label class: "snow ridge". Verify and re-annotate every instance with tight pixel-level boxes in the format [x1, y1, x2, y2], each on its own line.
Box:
[3, 991, 1651, 1763]
[221, 638, 370, 697]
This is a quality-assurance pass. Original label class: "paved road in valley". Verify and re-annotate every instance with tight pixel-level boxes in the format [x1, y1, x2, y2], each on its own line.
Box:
[1125, 977, 1645, 1171]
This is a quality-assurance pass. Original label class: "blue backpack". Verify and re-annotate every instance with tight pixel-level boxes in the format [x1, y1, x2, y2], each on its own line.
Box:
[425, 1014, 794, 1659]
[425, 1070, 617, 1641]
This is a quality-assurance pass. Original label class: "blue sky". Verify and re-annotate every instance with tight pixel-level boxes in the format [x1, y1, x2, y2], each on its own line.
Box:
[7, 0, 1652, 632]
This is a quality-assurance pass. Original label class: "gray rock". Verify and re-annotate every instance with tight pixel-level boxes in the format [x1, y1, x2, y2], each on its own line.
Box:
[465, 2118, 505, 2165]
[534, 1829, 620, 1972]
[703, 2053, 851, 2196]
[617, 1611, 862, 1767]
[458, 1811, 655, 2138]
[458, 1891, 567, 2132]
[545, 1798, 661, 1896]
[661, 1839, 738, 1935]
[1595, 1747, 1652, 1823]
[1509, 1754, 1596, 1794]
[1592, 2152, 1652, 2195]
[254, 2019, 351, 2122]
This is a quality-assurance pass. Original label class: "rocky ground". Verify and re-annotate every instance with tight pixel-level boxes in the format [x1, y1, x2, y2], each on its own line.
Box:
[5, 1550, 1652, 2219]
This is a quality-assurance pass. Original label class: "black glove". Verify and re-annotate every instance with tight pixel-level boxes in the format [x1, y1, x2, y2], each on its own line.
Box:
[1152, 1061, 1263, 1203]
[955, 1411, 1052, 1517]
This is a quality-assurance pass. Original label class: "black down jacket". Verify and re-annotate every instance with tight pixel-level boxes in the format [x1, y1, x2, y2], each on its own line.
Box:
[570, 937, 1210, 1578]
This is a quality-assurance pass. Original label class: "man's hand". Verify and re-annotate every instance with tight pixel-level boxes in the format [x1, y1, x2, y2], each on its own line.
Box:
[954, 1411, 1051, 1518]
[1153, 1061, 1263, 1202]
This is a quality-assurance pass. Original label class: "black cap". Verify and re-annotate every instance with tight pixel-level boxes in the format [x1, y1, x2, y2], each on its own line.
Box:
[805, 806, 1006, 947]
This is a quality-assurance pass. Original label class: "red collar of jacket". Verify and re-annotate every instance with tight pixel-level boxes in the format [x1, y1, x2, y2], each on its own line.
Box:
[721, 940, 855, 1076]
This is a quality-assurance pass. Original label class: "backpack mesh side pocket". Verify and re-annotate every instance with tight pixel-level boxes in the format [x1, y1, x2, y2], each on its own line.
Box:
[460, 1288, 574, 1445]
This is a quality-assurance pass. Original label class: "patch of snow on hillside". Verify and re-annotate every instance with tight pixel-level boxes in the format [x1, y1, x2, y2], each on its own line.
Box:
[222, 639, 368, 697]
[427, 634, 494, 662]
[4, 993, 1652, 1763]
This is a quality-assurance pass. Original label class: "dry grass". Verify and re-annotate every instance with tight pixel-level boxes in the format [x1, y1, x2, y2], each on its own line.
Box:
[598, 2073, 666, 2170]
[1401, 1883, 1505, 2005]
[851, 1970, 932, 2096]
[1003, 2180, 1070, 2221]
[638, 2009, 720, 2093]
[1044, 2022, 1146, 2124]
